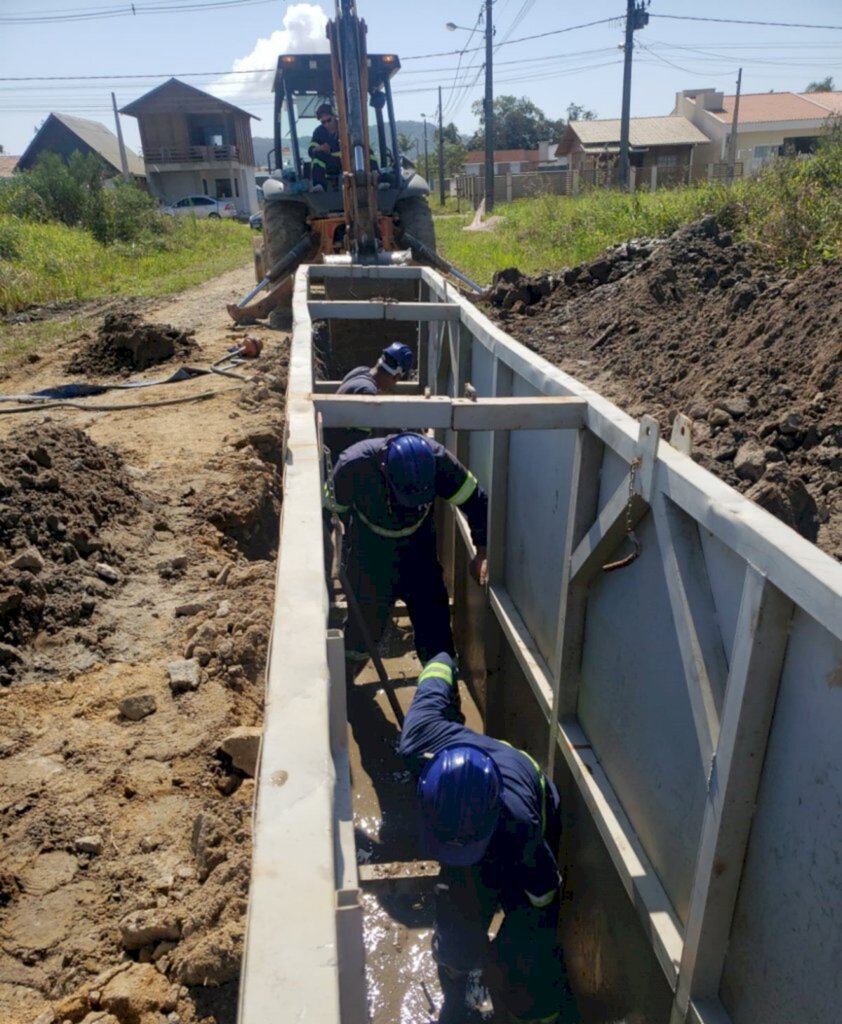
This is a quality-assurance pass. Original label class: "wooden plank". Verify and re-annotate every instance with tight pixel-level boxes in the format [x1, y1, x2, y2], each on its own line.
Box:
[547, 428, 604, 774]
[358, 861, 439, 884]
[307, 300, 460, 321]
[486, 362, 514, 586]
[671, 568, 792, 1023]
[651, 493, 729, 768]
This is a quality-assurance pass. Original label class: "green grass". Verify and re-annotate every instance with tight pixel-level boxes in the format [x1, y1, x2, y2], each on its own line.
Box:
[434, 133, 842, 284]
[0, 215, 253, 368]
[0, 216, 251, 316]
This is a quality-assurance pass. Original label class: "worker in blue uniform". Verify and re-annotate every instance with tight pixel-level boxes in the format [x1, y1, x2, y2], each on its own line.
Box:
[323, 342, 414, 461]
[308, 103, 342, 191]
[323, 432, 487, 673]
[399, 653, 566, 1024]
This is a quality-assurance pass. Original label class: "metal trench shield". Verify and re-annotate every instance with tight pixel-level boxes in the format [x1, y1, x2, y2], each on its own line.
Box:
[239, 262, 842, 1024]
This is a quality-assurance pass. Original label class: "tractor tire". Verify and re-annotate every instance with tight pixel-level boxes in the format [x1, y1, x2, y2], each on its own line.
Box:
[262, 200, 308, 276]
[395, 196, 436, 261]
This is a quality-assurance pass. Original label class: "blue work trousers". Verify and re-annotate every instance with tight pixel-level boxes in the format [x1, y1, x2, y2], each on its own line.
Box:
[343, 520, 454, 666]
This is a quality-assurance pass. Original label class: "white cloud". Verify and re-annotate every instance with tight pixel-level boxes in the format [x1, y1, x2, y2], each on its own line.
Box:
[211, 3, 330, 103]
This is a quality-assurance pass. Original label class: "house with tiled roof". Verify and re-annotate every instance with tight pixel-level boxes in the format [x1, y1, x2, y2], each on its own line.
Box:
[556, 115, 708, 187]
[673, 88, 842, 177]
[16, 113, 146, 180]
[461, 148, 539, 176]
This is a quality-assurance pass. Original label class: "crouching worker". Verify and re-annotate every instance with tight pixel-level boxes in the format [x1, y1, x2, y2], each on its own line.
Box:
[323, 433, 487, 677]
[323, 342, 414, 461]
[399, 653, 566, 1024]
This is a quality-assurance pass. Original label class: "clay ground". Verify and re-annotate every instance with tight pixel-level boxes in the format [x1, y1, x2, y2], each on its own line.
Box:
[0, 213, 839, 1024]
[0, 265, 287, 1024]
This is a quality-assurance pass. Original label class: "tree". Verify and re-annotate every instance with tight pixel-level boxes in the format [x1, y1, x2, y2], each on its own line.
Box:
[566, 102, 597, 122]
[397, 132, 415, 156]
[805, 76, 835, 93]
[468, 95, 564, 150]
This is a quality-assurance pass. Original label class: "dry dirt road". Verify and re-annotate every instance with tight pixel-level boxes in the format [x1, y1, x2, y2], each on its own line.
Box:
[0, 264, 287, 1024]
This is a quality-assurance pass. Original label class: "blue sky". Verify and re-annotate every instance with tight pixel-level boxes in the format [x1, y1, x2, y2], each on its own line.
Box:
[1, 0, 841, 157]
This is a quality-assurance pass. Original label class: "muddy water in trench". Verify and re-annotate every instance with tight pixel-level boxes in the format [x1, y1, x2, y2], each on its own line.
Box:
[347, 622, 490, 1024]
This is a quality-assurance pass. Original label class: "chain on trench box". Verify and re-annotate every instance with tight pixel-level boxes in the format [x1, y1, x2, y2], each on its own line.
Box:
[602, 456, 642, 573]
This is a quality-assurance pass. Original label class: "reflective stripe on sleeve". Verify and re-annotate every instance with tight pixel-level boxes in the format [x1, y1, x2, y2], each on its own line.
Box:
[525, 888, 557, 909]
[447, 471, 478, 506]
[312, 157, 327, 169]
[419, 661, 454, 686]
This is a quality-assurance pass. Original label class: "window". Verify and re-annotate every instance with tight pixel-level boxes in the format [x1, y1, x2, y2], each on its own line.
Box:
[194, 197, 214, 206]
[752, 145, 779, 172]
[215, 178, 233, 199]
[657, 152, 678, 168]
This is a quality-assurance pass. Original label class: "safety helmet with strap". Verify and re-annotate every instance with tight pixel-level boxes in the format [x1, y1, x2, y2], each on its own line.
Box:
[377, 342, 413, 378]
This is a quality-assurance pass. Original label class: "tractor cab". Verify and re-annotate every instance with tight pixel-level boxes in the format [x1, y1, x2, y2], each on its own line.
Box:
[265, 51, 430, 217]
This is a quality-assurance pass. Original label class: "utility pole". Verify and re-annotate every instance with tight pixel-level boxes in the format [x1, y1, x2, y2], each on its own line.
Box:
[484, 0, 495, 213]
[618, 0, 649, 191]
[727, 68, 742, 184]
[438, 84, 446, 206]
[111, 92, 131, 183]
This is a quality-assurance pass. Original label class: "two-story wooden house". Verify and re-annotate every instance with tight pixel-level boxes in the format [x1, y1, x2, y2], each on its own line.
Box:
[120, 78, 259, 214]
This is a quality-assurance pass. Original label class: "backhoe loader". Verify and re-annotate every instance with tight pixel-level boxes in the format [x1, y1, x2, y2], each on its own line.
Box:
[228, 0, 477, 325]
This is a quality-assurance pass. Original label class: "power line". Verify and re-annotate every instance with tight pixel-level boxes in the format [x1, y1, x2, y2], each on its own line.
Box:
[0, 0, 275, 24]
[650, 14, 842, 31]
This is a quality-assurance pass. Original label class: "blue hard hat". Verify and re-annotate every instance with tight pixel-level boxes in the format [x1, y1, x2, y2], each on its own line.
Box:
[417, 744, 503, 867]
[384, 432, 435, 507]
[378, 342, 413, 377]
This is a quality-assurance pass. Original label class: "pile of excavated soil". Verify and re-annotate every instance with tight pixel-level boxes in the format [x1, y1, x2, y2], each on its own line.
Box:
[0, 424, 139, 684]
[485, 216, 842, 559]
[0, 265, 289, 1024]
[67, 312, 197, 376]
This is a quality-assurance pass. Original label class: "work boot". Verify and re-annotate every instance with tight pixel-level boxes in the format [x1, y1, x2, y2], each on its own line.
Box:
[437, 964, 468, 1024]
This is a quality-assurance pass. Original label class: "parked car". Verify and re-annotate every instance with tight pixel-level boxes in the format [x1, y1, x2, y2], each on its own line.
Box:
[249, 209, 263, 230]
[161, 195, 237, 219]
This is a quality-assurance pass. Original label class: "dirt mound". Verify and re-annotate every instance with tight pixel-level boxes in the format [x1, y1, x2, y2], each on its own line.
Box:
[67, 312, 197, 376]
[486, 216, 842, 559]
[0, 423, 139, 682]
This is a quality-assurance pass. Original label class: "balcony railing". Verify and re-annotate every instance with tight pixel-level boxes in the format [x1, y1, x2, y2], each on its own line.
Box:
[143, 145, 240, 164]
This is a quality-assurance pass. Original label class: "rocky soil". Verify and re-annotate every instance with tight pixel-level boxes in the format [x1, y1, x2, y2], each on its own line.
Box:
[0, 266, 287, 1024]
[485, 215, 842, 559]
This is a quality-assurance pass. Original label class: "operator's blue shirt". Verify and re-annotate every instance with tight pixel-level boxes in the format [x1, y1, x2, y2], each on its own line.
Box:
[324, 435, 488, 548]
[399, 654, 560, 909]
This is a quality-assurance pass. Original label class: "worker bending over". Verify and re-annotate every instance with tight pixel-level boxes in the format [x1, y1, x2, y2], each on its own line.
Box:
[323, 432, 487, 674]
[400, 653, 566, 1024]
[323, 342, 414, 461]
